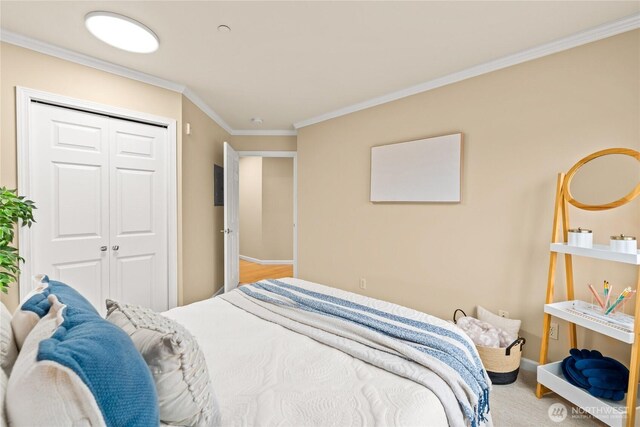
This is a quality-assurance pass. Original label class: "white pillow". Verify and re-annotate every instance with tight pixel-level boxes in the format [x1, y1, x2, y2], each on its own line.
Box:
[0, 301, 18, 375]
[6, 295, 104, 426]
[7, 294, 159, 426]
[106, 300, 219, 426]
[476, 306, 521, 343]
[0, 365, 7, 427]
[10, 275, 48, 349]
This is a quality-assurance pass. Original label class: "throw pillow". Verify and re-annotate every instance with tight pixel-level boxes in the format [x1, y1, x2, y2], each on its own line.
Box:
[10, 275, 48, 350]
[0, 301, 18, 375]
[0, 365, 7, 426]
[106, 299, 219, 426]
[7, 294, 159, 426]
[11, 275, 97, 349]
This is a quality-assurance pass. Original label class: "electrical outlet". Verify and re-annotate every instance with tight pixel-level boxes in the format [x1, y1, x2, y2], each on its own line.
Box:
[359, 278, 367, 289]
[498, 310, 509, 318]
[550, 322, 559, 340]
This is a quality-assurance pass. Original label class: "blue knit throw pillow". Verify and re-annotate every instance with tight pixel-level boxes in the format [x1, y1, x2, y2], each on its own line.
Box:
[21, 276, 97, 317]
[37, 303, 159, 426]
[561, 348, 629, 401]
[12, 276, 100, 350]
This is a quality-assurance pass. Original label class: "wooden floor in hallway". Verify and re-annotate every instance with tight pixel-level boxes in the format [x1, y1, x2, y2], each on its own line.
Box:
[239, 259, 293, 285]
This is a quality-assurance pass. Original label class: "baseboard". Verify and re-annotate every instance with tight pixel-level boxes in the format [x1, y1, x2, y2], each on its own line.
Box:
[519, 357, 538, 372]
[240, 255, 294, 265]
[212, 286, 224, 298]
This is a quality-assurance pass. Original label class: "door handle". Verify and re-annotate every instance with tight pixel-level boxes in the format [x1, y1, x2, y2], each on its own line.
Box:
[100, 246, 108, 252]
[219, 229, 232, 234]
[112, 245, 120, 251]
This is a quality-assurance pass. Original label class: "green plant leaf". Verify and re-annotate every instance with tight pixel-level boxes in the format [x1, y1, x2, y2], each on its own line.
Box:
[0, 188, 36, 292]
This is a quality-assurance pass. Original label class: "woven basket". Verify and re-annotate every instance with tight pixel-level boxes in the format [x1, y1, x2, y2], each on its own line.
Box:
[453, 309, 526, 385]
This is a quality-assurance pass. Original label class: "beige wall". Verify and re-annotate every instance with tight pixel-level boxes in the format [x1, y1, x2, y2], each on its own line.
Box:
[181, 96, 231, 304]
[239, 157, 294, 261]
[296, 30, 640, 363]
[262, 157, 294, 260]
[0, 43, 184, 310]
[239, 157, 264, 259]
[231, 135, 297, 152]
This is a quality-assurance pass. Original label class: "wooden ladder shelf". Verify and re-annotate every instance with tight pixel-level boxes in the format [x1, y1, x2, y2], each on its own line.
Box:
[536, 148, 640, 427]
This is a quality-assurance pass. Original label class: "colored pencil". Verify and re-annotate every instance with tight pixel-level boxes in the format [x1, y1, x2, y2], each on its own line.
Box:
[605, 287, 632, 315]
[588, 284, 605, 309]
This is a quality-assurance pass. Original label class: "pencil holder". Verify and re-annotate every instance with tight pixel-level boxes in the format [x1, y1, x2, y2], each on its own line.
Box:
[615, 294, 633, 315]
[590, 292, 631, 316]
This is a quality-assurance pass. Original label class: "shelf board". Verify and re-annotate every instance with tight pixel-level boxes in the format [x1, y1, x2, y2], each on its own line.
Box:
[550, 243, 640, 265]
[538, 361, 640, 427]
[544, 300, 634, 344]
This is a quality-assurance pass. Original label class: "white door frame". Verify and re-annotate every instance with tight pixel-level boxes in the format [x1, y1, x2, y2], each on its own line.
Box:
[237, 151, 298, 277]
[15, 86, 179, 309]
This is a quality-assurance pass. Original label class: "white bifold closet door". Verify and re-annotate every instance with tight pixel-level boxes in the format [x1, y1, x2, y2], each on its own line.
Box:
[30, 102, 168, 313]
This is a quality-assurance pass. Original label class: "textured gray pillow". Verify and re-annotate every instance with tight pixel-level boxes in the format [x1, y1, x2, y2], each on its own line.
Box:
[0, 363, 7, 426]
[0, 362, 9, 427]
[0, 301, 18, 375]
[106, 300, 219, 426]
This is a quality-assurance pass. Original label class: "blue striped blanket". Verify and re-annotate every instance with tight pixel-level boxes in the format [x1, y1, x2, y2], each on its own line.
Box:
[221, 278, 491, 427]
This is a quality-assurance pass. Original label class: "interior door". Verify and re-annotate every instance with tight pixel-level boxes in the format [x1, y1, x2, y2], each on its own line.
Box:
[109, 119, 168, 312]
[223, 142, 240, 293]
[30, 103, 111, 311]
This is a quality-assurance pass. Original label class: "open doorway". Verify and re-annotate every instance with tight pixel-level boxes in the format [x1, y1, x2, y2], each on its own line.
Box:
[238, 151, 296, 285]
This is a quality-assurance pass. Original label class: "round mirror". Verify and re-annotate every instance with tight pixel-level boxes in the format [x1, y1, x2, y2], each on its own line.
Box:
[563, 148, 640, 211]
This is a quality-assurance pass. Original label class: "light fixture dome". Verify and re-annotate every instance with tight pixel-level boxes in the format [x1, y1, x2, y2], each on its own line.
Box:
[85, 11, 159, 53]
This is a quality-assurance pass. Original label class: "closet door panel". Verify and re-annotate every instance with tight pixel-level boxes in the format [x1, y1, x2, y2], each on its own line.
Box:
[116, 169, 154, 235]
[109, 120, 168, 312]
[115, 254, 154, 308]
[30, 103, 110, 312]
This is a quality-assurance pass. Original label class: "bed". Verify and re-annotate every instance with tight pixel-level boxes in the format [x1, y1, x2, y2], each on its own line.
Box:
[3, 276, 492, 427]
[164, 278, 492, 427]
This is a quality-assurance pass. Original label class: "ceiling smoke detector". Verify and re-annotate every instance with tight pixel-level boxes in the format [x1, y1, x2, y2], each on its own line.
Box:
[251, 117, 263, 126]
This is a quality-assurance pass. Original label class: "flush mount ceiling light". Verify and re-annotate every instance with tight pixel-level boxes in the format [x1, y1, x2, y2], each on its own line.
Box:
[217, 25, 231, 33]
[85, 11, 159, 53]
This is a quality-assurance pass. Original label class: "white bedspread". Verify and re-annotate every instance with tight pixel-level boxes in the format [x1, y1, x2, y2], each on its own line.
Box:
[163, 280, 448, 426]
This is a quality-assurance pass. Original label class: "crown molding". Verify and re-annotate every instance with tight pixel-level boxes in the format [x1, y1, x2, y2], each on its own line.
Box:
[0, 29, 295, 137]
[232, 129, 297, 136]
[177, 88, 297, 135]
[182, 89, 296, 135]
[4, 10, 638, 136]
[0, 29, 185, 93]
[181, 87, 233, 134]
[294, 12, 640, 129]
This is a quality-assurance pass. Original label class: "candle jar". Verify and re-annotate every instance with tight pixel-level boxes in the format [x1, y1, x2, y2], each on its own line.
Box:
[610, 234, 637, 254]
[568, 228, 593, 248]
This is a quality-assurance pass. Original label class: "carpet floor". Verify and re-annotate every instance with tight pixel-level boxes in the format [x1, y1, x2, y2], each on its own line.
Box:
[490, 369, 605, 426]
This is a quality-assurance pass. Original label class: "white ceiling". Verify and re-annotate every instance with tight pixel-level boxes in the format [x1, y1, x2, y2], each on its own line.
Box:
[1, 1, 639, 133]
